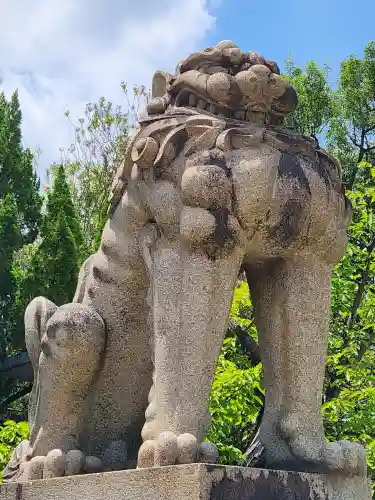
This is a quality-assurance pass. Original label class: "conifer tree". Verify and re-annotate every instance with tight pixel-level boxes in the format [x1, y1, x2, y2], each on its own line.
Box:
[0, 91, 41, 242]
[18, 165, 82, 314]
[30, 211, 78, 305]
[42, 165, 83, 252]
[0, 91, 41, 354]
[0, 195, 20, 356]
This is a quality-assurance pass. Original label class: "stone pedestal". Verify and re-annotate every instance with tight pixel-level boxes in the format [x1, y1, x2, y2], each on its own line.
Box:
[0, 464, 371, 500]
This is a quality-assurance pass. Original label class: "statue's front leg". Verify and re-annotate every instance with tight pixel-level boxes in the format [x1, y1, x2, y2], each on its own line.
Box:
[137, 175, 244, 467]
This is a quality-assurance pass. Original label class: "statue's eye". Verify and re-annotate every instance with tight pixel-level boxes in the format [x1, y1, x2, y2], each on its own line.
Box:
[204, 47, 214, 52]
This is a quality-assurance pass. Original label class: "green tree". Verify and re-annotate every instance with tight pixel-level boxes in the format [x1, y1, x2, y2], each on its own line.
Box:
[207, 282, 263, 464]
[327, 41, 375, 189]
[10, 165, 81, 350]
[33, 211, 79, 305]
[25, 165, 81, 303]
[322, 41, 375, 482]
[284, 57, 333, 137]
[42, 165, 83, 256]
[0, 420, 29, 482]
[0, 91, 41, 357]
[0, 195, 20, 358]
[58, 85, 148, 259]
[0, 92, 41, 243]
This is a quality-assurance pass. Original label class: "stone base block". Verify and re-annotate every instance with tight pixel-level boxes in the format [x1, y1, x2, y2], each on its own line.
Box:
[0, 464, 371, 500]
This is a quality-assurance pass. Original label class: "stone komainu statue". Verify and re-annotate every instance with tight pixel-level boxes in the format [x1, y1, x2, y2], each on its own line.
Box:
[3, 40, 366, 481]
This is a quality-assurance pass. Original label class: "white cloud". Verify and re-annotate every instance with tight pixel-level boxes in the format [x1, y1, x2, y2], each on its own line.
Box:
[0, 0, 217, 179]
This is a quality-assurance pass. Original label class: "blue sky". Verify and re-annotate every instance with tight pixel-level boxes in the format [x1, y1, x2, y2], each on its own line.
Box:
[0, 0, 373, 176]
[209, 0, 374, 82]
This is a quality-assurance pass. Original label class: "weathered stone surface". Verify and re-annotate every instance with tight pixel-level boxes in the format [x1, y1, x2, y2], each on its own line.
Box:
[0, 465, 371, 500]
[3, 39, 367, 490]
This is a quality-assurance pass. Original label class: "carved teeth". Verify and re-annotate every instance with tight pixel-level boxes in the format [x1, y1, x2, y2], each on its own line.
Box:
[189, 94, 198, 107]
[197, 99, 207, 110]
[234, 110, 245, 120]
[180, 91, 248, 122]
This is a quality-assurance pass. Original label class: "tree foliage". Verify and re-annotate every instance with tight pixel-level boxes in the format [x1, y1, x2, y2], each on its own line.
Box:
[327, 41, 375, 189]
[0, 421, 29, 481]
[59, 84, 148, 259]
[207, 282, 263, 464]
[284, 58, 333, 137]
[0, 91, 41, 359]
[0, 92, 41, 243]
[0, 195, 20, 358]
[14, 165, 81, 325]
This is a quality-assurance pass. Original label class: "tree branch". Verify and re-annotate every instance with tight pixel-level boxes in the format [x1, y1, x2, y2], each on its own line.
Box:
[0, 385, 32, 412]
[346, 237, 375, 335]
[0, 351, 33, 381]
[243, 405, 265, 467]
[229, 322, 261, 366]
[347, 128, 366, 189]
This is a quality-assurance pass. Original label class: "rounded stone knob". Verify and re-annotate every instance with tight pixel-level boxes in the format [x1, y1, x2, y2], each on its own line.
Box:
[244, 51, 266, 66]
[207, 72, 232, 103]
[180, 207, 217, 246]
[181, 165, 232, 210]
[216, 40, 239, 50]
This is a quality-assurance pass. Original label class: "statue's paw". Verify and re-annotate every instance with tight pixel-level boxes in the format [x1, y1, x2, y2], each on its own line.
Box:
[267, 413, 367, 476]
[322, 440, 366, 476]
[137, 432, 218, 468]
[22, 449, 103, 480]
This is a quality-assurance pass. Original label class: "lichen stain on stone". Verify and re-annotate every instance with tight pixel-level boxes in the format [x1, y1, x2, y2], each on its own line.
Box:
[267, 199, 303, 246]
[200, 207, 237, 260]
[15, 483, 23, 500]
[209, 468, 329, 500]
[277, 153, 311, 196]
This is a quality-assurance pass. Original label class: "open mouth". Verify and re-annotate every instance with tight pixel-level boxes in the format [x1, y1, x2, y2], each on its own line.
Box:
[174, 89, 252, 121]
[173, 89, 281, 125]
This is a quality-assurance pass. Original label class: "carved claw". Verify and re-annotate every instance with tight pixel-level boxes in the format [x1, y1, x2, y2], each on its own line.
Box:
[270, 413, 367, 476]
[19, 449, 103, 481]
[322, 440, 366, 476]
[137, 432, 218, 468]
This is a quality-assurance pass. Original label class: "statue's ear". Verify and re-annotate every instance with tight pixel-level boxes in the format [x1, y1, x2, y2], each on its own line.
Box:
[151, 71, 173, 98]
